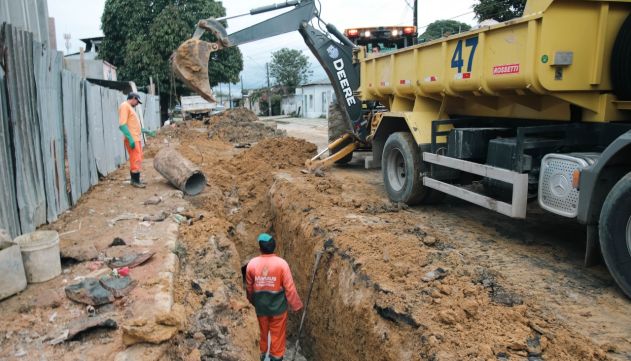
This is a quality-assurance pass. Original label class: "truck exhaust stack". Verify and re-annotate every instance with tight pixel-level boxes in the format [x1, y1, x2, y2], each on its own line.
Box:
[171, 38, 217, 103]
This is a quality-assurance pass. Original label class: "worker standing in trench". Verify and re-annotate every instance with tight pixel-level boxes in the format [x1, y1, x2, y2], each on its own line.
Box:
[246, 233, 303, 361]
[118, 92, 155, 188]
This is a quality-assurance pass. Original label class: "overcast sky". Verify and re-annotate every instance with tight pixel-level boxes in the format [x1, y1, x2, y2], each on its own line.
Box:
[48, 0, 477, 89]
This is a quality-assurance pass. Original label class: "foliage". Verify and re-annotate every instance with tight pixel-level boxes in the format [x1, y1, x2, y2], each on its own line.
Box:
[269, 48, 312, 94]
[473, 0, 526, 22]
[100, 0, 243, 98]
[419, 20, 472, 42]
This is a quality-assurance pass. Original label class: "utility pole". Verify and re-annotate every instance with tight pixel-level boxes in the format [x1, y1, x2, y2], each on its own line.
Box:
[240, 75, 244, 108]
[414, 0, 418, 29]
[266, 63, 271, 116]
[228, 82, 232, 109]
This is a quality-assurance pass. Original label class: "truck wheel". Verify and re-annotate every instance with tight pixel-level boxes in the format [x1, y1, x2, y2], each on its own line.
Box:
[599, 172, 631, 298]
[328, 101, 353, 164]
[382, 132, 442, 205]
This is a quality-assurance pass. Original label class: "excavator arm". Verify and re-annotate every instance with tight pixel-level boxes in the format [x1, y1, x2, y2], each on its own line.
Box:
[171, 0, 367, 145]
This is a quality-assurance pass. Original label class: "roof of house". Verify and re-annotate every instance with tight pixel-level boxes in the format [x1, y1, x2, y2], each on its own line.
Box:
[300, 78, 331, 87]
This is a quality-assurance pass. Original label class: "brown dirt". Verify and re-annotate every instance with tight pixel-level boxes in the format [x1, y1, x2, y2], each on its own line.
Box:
[206, 108, 287, 144]
[2, 108, 627, 361]
[159, 114, 616, 361]
[172, 38, 215, 103]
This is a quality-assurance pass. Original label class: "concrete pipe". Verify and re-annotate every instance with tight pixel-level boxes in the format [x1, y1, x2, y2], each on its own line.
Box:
[153, 147, 207, 196]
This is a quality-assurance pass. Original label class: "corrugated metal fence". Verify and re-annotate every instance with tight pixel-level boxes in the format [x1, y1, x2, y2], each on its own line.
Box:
[0, 23, 161, 237]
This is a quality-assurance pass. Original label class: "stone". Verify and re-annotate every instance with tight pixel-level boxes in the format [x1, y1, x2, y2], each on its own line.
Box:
[61, 244, 99, 262]
[122, 318, 178, 346]
[422, 236, 437, 246]
[421, 268, 448, 282]
[65, 278, 114, 306]
[109, 238, 127, 247]
[49, 316, 117, 345]
[143, 196, 162, 205]
[437, 310, 459, 325]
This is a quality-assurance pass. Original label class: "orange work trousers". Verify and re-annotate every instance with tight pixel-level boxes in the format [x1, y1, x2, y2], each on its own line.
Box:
[258, 312, 288, 360]
[124, 139, 143, 173]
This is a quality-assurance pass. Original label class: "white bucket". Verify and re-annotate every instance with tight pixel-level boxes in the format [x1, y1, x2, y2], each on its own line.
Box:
[0, 240, 27, 300]
[14, 231, 62, 283]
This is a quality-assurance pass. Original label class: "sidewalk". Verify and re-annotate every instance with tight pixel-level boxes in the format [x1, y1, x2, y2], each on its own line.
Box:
[0, 158, 188, 360]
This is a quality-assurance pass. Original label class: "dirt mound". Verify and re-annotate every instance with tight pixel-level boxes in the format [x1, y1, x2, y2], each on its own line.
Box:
[207, 108, 286, 143]
[232, 137, 317, 170]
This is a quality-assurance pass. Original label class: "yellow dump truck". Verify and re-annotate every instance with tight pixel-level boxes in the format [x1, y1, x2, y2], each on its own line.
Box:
[172, 0, 631, 297]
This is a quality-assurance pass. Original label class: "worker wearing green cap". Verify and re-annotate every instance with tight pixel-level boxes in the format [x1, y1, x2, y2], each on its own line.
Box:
[246, 233, 303, 361]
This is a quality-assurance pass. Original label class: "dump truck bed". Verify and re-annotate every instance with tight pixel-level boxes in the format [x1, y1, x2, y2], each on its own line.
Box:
[359, 0, 631, 123]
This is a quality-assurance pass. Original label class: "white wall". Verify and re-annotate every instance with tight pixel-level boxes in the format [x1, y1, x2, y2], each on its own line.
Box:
[295, 84, 333, 118]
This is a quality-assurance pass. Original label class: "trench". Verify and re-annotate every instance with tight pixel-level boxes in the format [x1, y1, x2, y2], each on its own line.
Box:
[164, 116, 615, 361]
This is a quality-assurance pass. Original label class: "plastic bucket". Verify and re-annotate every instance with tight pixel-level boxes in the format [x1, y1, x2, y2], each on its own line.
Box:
[14, 231, 61, 283]
[0, 241, 27, 300]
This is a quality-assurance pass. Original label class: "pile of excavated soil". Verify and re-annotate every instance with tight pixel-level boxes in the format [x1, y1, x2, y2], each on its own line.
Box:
[206, 108, 286, 144]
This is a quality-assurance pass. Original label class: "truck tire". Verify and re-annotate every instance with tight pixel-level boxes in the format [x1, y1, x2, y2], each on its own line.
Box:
[382, 132, 442, 205]
[599, 172, 631, 298]
[328, 101, 353, 164]
[611, 14, 631, 100]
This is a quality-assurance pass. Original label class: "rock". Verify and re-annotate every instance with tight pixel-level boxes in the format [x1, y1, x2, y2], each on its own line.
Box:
[314, 168, 325, 177]
[61, 244, 99, 262]
[143, 196, 162, 205]
[65, 278, 114, 306]
[462, 299, 479, 318]
[122, 319, 178, 346]
[108, 251, 155, 269]
[99, 276, 137, 298]
[193, 332, 205, 342]
[109, 238, 127, 247]
[437, 310, 459, 325]
[421, 268, 448, 282]
[527, 334, 543, 356]
[156, 304, 186, 329]
[422, 236, 437, 246]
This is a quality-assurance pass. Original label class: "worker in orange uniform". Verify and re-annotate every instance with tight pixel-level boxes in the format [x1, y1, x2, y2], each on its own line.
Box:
[118, 92, 155, 188]
[246, 233, 303, 361]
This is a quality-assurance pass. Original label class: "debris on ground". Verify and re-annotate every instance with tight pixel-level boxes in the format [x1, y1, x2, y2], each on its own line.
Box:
[421, 267, 449, 282]
[100, 275, 136, 297]
[107, 251, 155, 269]
[48, 316, 117, 345]
[121, 304, 186, 346]
[143, 211, 169, 222]
[143, 195, 163, 206]
[65, 278, 114, 306]
[109, 237, 127, 247]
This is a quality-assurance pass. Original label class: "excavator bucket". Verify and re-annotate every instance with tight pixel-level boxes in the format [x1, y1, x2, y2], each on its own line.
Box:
[171, 38, 217, 103]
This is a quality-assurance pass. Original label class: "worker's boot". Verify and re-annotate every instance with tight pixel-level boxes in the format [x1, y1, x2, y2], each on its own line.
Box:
[131, 172, 146, 188]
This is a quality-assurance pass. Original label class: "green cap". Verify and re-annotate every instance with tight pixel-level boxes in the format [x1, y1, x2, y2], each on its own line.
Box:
[257, 233, 273, 243]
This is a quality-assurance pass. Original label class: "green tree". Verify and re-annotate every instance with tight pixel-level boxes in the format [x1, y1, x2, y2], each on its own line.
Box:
[269, 48, 312, 95]
[473, 0, 526, 22]
[100, 0, 243, 108]
[419, 20, 472, 42]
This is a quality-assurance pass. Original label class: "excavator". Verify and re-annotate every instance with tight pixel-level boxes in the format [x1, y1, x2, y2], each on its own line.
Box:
[171, 0, 364, 168]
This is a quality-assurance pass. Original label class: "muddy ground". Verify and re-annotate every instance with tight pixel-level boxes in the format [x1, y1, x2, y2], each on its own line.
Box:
[1, 109, 629, 361]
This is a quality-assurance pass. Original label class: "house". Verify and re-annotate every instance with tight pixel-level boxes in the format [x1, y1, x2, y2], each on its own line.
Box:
[64, 37, 117, 80]
[293, 79, 334, 118]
